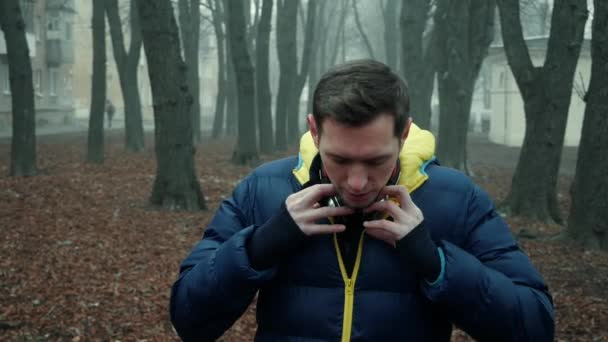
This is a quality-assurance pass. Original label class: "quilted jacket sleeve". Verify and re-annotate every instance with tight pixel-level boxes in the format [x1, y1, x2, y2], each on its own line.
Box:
[422, 183, 554, 341]
[170, 176, 277, 341]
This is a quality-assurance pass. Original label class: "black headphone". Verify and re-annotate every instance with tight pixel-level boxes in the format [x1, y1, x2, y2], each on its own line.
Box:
[311, 156, 401, 224]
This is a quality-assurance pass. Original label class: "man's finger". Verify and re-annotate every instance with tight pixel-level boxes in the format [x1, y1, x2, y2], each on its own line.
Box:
[307, 223, 346, 235]
[363, 199, 404, 221]
[378, 185, 413, 209]
[303, 183, 339, 206]
[363, 219, 399, 232]
[306, 206, 354, 221]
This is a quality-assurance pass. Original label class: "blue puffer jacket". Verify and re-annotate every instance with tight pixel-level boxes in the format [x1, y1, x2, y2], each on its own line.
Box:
[170, 125, 554, 341]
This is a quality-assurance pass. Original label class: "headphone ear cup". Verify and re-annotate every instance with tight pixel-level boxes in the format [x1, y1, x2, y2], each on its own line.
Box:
[388, 163, 401, 186]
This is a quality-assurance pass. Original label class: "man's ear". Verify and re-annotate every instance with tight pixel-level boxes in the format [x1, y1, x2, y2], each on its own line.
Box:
[307, 114, 320, 148]
[400, 117, 413, 147]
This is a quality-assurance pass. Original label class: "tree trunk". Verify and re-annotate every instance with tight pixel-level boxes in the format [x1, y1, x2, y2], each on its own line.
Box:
[87, 0, 106, 164]
[497, 0, 587, 223]
[0, 0, 37, 176]
[225, 40, 238, 135]
[434, 0, 495, 173]
[383, 0, 399, 72]
[274, 0, 298, 151]
[226, 0, 259, 165]
[289, 0, 317, 143]
[137, 0, 206, 211]
[106, 0, 145, 152]
[178, 0, 202, 144]
[210, 0, 226, 139]
[256, 0, 274, 154]
[307, 1, 337, 114]
[566, 0, 608, 250]
[400, 0, 434, 130]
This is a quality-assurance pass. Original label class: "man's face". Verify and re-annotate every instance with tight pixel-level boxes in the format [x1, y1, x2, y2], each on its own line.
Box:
[309, 114, 409, 209]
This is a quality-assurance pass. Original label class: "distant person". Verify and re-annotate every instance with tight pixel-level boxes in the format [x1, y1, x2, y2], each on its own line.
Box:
[169, 60, 555, 341]
[105, 99, 115, 128]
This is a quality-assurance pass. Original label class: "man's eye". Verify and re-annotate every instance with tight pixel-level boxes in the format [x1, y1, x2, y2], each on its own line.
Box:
[367, 159, 387, 166]
[333, 158, 348, 165]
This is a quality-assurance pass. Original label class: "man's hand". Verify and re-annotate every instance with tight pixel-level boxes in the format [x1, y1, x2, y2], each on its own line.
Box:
[362, 185, 424, 246]
[286, 184, 354, 236]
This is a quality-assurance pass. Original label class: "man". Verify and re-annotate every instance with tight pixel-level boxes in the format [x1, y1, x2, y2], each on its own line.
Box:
[105, 99, 115, 128]
[170, 60, 554, 341]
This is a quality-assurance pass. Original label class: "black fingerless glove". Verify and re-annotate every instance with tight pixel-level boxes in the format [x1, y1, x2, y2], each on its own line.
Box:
[395, 221, 441, 282]
[246, 202, 310, 270]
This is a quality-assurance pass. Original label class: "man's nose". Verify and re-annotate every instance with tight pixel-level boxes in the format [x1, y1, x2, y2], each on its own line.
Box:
[347, 166, 368, 192]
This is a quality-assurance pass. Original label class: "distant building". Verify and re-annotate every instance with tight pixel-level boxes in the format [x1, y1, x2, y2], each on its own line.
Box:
[485, 36, 591, 147]
[0, 0, 76, 129]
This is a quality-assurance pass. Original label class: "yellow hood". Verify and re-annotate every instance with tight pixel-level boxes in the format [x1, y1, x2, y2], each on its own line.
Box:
[292, 123, 436, 193]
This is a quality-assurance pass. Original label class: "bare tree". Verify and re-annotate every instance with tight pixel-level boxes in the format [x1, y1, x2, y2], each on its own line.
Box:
[256, 0, 274, 154]
[87, 0, 106, 164]
[401, 0, 435, 130]
[137, 0, 206, 210]
[434, 0, 495, 173]
[274, 0, 298, 151]
[178, 0, 202, 144]
[382, 0, 399, 71]
[307, 1, 329, 112]
[207, 0, 227, 138]
[0, 0, 37, 176]
[106, 0, 145, 152]
[226, 0, 259, 164]
[566, 0, 608, 249]
[288, 0, 317, 143]
[497, 0, 588, 223]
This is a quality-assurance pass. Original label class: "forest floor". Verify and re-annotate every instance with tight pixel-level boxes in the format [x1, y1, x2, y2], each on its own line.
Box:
[0, 131, 606, 342]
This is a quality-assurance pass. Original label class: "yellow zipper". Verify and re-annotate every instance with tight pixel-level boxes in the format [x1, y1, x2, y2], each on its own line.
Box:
[333, 232, 365, 342]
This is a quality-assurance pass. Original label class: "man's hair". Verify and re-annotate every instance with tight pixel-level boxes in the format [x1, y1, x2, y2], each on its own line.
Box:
[312, 59, 410, 137]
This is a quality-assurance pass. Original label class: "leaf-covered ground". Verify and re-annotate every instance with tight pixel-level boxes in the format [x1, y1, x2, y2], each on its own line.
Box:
[1, 132, 606, 341]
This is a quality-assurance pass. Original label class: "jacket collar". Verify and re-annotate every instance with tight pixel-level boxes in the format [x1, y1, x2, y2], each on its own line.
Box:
[292, 123, 436, 193]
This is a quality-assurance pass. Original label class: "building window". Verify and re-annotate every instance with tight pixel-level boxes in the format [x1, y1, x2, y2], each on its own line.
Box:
[498, 71, 506, 88]
[1, 65, 10, 95]
[34, 69, 42, 95]
[35, 16, 42, 41]
[47, 12, 60, 32]
[48, 68, 59, 96]
[65, 22, 72, 40]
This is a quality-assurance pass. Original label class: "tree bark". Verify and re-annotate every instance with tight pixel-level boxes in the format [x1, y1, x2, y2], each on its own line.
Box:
[210, 0, 226, 138]
[400, 0, 434, 130]
[225, 39, 238, 135]
[0, 0, 37, 176]
[274, 0, 298, 151]
[383, 0, 399, 72]
[288, 0, 317, 143]
[106, 0, 145, 152]
[178, 0, 202, 144]
[226, 0, 259, 164]
[566, 0, 608, 250]
[434, 0, 495, 173]
[255, 0, 274, 154]
[87, 0, 106, 164]
[137, 0, 206, 211]
[497, 0, 588, 223]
